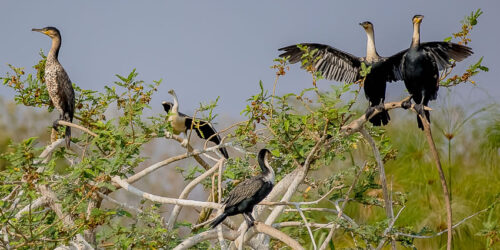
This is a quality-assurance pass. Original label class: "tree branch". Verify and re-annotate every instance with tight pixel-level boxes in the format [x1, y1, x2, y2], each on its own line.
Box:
[167, 159, 225, 230]
[111, 176, 223, 210]
[360, 128, 396, 249]
[417, 112, 453, 250]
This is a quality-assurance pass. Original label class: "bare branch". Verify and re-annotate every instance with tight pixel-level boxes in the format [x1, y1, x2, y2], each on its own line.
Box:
[167, 159, 225, 229]
[111, 176, 223, 210]
[340, 96, 431, 135]
[97, 191, 143, 214]
[360, 128, 396, 249]
[122, 140, 232, 186]
[56, 120, 97, 137]
[15, 197, 47, 220]
[416, 112, 452, 250]
[396, 204, 492, 239]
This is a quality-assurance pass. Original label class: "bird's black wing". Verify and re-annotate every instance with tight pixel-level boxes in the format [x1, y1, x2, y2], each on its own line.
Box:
[419, 42, 473, 70]
[380, 49, 409, 83]
[57, 67, 75, 121]
[224, 177, 264, 207]
[384, 42, 473, 76]
[184, 117, 229, 158]
[279, 43, 362, 83]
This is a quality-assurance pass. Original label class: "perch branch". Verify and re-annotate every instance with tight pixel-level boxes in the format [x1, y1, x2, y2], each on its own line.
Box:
[56, 120, 97, 137]
[417, 112, 452, 250]
[340, 96, 431, 135]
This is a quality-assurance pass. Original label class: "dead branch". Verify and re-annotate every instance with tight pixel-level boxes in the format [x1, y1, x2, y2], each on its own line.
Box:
[56, 120, 97, 137]
[120, 140, 232, 186]
[395, 204, 491, 239]
[111, 176, 223, 210]
[167, 159, 225, 230]
[360, 128, 396, 249]
[417, 112, 452, 250]
[340, 96, 431, 135]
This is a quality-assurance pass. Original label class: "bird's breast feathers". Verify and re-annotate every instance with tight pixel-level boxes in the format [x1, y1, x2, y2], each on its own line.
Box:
[169, 115, 185, 134]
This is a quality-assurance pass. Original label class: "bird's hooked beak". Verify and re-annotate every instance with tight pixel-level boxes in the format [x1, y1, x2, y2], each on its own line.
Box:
[32, 28, 48, 35]
[413, 15, 424, 24]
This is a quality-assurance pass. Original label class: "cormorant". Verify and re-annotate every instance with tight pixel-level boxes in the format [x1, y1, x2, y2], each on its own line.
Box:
[163, 89, 229, 159]
[399, 15, 473, 129]
[278, 22, 403, 126]
[210, 148, 275, 228]
[33, 27, 75, 148]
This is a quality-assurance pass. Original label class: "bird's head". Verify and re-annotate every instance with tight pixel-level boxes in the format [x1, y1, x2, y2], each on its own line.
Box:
[162, 101, 173, 113]
[412, 15, 424, 24]
[32, 27, 61, 39]
[168, 89, 176, 96]
[359, 21, 373, 31]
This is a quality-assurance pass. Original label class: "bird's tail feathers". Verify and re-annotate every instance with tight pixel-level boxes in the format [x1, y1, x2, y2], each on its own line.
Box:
[65, 126, 71, 148]
[210, 213, 228, 229]
[369, 109, 390, 126]
[220, 147, 229, 159]
[417, 110, 430, 130]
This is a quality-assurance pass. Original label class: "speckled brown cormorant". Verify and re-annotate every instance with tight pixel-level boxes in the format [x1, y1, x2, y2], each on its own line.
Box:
[399, 15, 473, 129]
[32, 27, 75, 148]
[163, 89, 229, 159]
[279, 22, 403, 126]
[210, 148, 275, 228]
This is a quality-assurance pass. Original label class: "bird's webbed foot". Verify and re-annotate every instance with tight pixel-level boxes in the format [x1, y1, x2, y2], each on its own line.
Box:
[401, 99, 412, 110]
[365, 103, 386, 119]
[52, 119, 62, 130]
[414, 103, 425, 117]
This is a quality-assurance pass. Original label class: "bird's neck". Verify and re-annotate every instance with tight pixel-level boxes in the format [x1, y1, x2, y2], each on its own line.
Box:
[47, 36, 61, 62]
[258, 157, 275, 184]
[411, 22, 421, 48]
[171, 93, 179, 114]
[365, 28, 379, 62]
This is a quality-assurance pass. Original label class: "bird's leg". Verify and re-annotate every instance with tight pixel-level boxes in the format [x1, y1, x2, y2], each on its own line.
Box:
[243, 212, 255, 229]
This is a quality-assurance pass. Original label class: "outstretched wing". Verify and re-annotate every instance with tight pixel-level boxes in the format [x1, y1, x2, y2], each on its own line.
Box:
[279, 43, 362, 83]
[184, 117, 229, 159]
[420, 42, 473, 70]
[384, 42, 473, 76]
[224, 177, 264, 207]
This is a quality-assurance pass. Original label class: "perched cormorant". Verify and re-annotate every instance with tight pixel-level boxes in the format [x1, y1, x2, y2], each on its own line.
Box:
[210, 148, 275, 228]
[279, 22, 403, 126]
[163, 89, 229, 159]
[33, 27, 75, 148]
[399, 15, 473, 129]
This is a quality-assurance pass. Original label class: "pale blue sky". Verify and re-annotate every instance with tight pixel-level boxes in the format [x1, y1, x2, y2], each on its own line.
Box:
[1, 1, 498, 118]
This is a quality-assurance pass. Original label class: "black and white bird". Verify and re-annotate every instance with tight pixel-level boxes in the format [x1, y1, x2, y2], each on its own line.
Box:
[210, 148, 275, 229]
[33, 27, 75, 148]
[398, 15, 473, 129]
[162, 89, 229, 159]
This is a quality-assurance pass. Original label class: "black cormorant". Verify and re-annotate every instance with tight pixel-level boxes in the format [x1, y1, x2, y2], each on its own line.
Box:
[210, 148, 275, 229]
[163, 89, 229, 159]
[279, 22, 403, 126]
[399, 15, 473, 129]
[32, 27, 75, 148]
